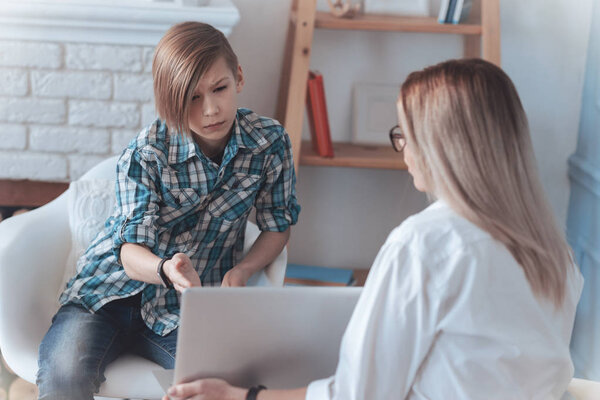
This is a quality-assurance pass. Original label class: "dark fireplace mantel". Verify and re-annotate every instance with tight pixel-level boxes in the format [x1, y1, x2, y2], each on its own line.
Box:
[0, 179, 68, 208]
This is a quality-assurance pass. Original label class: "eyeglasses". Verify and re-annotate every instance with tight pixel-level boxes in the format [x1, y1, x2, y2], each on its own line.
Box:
[389, 125, 406, 152]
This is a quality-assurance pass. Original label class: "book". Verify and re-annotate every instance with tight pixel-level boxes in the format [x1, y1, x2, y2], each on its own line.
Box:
[306, 70, 334, 158]
[437, 0, 450, 23]
[284, 264, 355, 287]
[451, 0, 472, 24]
[445, 0, 458, 23]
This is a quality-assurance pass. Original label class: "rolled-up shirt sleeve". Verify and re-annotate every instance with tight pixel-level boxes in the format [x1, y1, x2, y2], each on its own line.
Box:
[111, 147, 162, 260]
[254, 132, 300, 232]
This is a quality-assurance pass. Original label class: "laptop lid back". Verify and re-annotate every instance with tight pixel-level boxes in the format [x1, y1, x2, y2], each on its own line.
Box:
[174, 286, 361, 389]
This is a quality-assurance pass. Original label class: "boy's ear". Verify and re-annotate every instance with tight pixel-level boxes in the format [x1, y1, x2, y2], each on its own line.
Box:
[236, 64, 245, 93]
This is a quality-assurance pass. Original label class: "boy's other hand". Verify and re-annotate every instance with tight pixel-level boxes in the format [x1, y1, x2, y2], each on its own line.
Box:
[164, 253, 202, 292]
[221, 266, 252, 287]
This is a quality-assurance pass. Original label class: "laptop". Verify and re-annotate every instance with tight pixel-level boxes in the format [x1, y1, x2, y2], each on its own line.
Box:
[154, 286, 362, 391]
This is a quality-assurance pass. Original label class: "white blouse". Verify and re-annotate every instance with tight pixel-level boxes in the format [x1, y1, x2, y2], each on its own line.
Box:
[306, 201, 583, 400]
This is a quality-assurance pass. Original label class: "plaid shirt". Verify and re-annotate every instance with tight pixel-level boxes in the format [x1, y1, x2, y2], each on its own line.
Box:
[59, 108, 301, 336]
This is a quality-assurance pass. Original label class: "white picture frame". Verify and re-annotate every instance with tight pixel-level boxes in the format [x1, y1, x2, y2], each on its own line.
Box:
[352, 82, 400, 145]
[363, 0, 429, 16]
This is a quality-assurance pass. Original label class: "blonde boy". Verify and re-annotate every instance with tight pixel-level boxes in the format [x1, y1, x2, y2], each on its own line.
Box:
[36, 22, 300, 400]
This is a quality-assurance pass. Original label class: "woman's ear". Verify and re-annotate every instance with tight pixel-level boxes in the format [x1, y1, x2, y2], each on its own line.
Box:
[236, 65, 245, 93]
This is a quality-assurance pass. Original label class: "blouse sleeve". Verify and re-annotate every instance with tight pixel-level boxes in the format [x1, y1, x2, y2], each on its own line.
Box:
[306, 238, 442, 400]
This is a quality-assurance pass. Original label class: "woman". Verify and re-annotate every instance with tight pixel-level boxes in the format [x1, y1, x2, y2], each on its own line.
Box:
[163, 59, 583, 400]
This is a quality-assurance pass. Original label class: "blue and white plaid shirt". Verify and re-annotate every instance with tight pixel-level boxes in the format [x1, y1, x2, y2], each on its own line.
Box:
[59, 108, 301, 336]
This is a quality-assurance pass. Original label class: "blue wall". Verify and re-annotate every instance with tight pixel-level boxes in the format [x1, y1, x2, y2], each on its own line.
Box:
[568, 0, 600, 380]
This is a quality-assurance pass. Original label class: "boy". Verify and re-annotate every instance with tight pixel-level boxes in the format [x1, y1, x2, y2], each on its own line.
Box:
[36, 21, 300, 400]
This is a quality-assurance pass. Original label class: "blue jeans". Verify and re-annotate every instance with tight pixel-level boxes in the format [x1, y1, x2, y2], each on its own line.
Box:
[36, 294, 177, 400]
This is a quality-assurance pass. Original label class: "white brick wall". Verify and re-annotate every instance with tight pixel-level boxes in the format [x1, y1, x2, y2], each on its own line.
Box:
[114, 73, 153, 102]
[111, 129, 137, 154]
[142, 47, 154, 73]
[30, 125, 110, 154]
[0, 151, 67, 180]
[69, 100, 140, 128]
[141, 102, 158, 125]
[0, 69, 29, 96]
[32, 70, 112, 99]
[0, 41, 62, 69]
[0, 39, 158, 182]
[0, 124, 27, 150]
[66, 44, 142, 72]
[0, 97, 66, 124]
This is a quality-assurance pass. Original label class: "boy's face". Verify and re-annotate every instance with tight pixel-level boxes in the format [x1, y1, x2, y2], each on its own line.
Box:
[188, 56, 244, 154]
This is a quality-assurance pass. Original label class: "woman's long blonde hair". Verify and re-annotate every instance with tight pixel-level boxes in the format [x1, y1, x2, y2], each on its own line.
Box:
[399, 58, 572, 307]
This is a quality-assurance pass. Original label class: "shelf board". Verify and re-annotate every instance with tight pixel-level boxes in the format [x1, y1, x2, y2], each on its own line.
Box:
[312, 11, 482, 35]
[300, 141, 407, 170]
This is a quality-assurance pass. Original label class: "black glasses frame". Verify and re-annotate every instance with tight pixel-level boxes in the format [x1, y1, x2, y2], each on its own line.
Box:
[389, 125, 406, 153]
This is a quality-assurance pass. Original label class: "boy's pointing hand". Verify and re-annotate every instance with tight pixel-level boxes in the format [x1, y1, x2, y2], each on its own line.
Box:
[164, 253, 202, 292]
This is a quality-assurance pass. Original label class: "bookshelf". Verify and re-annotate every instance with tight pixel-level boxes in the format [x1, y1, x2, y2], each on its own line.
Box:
[276, 0, 501, 172]
[300, 141, 407, 170]
[311, 11, 482, 34]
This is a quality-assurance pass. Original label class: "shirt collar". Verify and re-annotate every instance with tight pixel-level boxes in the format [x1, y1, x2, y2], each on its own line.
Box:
[166, 109, 269, 166]
[234, 108, 269, 151]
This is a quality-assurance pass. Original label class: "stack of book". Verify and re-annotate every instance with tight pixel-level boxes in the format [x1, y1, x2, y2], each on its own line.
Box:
[306, 71, 334, 158]
[284, 264, 356, 287]
[438, 0, 472, 24]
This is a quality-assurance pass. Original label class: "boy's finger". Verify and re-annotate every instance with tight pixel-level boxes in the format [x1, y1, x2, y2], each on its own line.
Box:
[174, 283, 185, 293]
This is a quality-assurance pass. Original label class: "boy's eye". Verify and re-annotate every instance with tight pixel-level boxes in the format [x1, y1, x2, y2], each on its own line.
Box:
[214, 85, 227, 92]
[192, 95, 200, 101]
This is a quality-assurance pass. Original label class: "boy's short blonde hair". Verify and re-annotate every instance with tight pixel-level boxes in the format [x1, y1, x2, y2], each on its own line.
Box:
[153, 21, 239, 135]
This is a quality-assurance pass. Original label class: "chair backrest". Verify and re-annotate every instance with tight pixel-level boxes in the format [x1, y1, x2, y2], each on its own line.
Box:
[567, 378, 600, 400]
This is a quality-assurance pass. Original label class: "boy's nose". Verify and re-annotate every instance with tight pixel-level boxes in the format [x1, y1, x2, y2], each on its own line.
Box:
[203, 99, 219, 116]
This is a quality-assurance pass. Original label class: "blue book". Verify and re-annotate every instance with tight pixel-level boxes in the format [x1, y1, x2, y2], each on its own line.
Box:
[452, 0, 472, 24]
[445, 0, 458, 23]
[437, 0, 451, 24]
[285, 264, 355, 286]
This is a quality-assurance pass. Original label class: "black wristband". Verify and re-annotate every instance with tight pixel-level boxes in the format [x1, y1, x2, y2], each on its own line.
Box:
[246, 385, 267, 400]
[156, 257, 173, 289]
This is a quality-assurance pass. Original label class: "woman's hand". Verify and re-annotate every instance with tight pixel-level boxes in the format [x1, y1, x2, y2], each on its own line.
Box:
[163, 378, 246, 400]
[163, 253, 202, 292]
[221, 265, 252, 287]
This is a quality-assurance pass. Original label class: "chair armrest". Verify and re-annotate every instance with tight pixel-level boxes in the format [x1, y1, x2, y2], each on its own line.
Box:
[568, 378, 600, 400]
[244, 222, 287, 287]
[0, 193, 70, 382]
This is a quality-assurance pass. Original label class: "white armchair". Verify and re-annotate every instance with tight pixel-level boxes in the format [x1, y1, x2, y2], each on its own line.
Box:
[0, 156, 287, 399]
[567, 378, 600, 400]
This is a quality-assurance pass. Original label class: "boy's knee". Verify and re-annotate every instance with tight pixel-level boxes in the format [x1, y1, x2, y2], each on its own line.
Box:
[37, 323, 107, 399]
[37, 359, 100, 400]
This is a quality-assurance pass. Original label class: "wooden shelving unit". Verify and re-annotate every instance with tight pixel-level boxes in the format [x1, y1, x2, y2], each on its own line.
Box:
[276, 0, 500, 172]
[300, 141, 406, 170]
[312, 11, 483, 34]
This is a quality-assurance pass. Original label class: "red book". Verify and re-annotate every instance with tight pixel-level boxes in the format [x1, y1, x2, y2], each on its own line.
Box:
[306, 71, 334, 157]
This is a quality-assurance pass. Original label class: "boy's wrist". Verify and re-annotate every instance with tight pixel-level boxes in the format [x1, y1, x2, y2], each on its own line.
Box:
[156, 257, 174, 288]
[233, 262, 260, 276]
